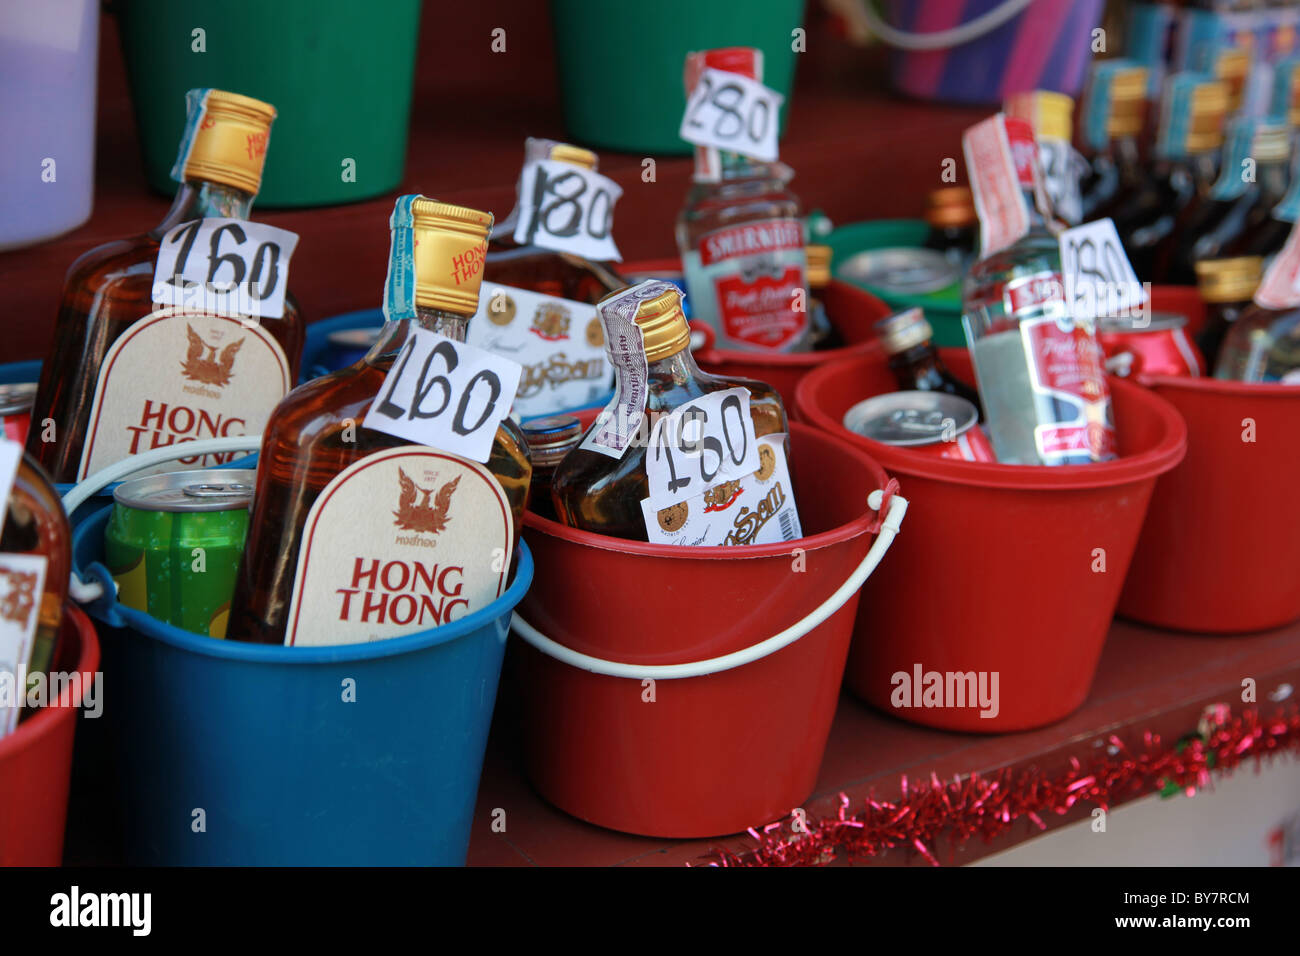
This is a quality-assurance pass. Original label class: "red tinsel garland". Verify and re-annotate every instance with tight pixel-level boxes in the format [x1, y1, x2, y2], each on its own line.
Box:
[699, 706, 1300, 867]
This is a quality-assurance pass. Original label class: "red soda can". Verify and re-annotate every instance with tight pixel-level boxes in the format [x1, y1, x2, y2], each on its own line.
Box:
[843, 391, 996, 462]
[1098, 312, 1203, 378]
[0, 383, 36, 445]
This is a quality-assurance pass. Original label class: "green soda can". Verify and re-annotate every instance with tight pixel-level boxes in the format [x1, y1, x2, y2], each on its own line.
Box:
[104, 470, 254, 638]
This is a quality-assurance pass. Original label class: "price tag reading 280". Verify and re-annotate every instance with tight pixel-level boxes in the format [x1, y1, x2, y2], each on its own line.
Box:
[151, 217, 299, 320]
[1058, 218, 1146, 323]
[679, 67, 784, 163]
[513, 159, 623, 262]
[645, 387, 761, 508]
[363, 328, 523, 464]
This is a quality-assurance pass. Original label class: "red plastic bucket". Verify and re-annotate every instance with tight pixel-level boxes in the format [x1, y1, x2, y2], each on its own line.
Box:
[512, 422, 904, 838]
[795, 349, 1186, 732]
[1118, 375, 1300, 632]
[624, 258, 891, 408]
[0, 605, 100, 865]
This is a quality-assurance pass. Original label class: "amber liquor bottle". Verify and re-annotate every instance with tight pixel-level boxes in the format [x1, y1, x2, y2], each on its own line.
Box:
[1194, 256, 1262, 368]
[26, 89, 303, 484]
[551, 282, 791, 542]
[0, 443, 70, 735]
[227, 198, 530, 646]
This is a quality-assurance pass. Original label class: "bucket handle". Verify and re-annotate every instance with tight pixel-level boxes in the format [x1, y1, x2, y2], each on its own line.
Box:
[510, 489, 909, 680]
[857, 0, 1036, 51]
[61, 436, 263, 603]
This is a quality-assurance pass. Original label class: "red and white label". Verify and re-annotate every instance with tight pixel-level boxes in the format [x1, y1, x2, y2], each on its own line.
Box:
[1004, 271, 1067, 317]
[964, 115, 1032, 258]
[284, 446, 513, 647]
[1022, 316, 1116, 462]
[77, 309, 291, 480]
[1254, 221, 1300, 310]
[700, 221, 804, 265]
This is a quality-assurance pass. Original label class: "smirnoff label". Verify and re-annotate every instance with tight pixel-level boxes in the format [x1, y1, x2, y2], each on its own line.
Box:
[964, 115, 1033, 258]
[466, 284, 612, 418]
[0, 552, 47, 736]
[684, 218, 808, 351]
[284, 446, 513, 647]
[641, 433, 802, 547]
[1021, 316, 1117, 463]
[77, 308, 291, 480]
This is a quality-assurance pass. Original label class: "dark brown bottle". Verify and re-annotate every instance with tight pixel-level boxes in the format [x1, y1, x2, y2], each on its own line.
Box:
[921, 187, 977, 269]
[875, 308, 982, 417]
[1194, 256, 1262, 369]
[521, 415, 582, 520]
[1077, 62, 1150, 222]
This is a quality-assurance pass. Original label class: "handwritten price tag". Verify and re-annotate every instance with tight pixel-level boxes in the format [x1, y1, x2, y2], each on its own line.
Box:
[680, 67, 783, 163]
[152, 218, 299, 320]
[1058, 218, 1146, 322]
[364, 328, 522, 464]
[0, 440, 20, 539]
[513, 159, 623, 262]
[645, 387, 761, 508]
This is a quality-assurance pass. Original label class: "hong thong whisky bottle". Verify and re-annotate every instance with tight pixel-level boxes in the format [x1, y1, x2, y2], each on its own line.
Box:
[0, 442, 70, 736]
[552, 281, 800, 545]
[227, 198, 531, 646]
[26, 89, 303, 483]
[676, 47, 810, 353]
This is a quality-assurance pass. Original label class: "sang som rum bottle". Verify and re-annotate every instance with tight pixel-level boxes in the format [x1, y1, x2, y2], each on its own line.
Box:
[962, 114, 1116, 466]
[552, 281, 800, 545]
[676, 47, 810, 353]
[0, 443, 70, 736]
[25, 89, 303, 483]
[227, 198, 531, 646]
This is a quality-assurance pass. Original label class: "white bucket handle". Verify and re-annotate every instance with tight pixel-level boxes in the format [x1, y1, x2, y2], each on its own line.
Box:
[857, 0, 1036, 51]
[62, 435, 263, 603]
[511, 490, 908, 681]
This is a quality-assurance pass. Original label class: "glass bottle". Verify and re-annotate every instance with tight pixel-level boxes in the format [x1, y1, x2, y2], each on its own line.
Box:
[921, 186, 978, 270]
[25, 89, 303, 484]
[1223, 149, 1300, 261]
[1077, 61, 1150, 222]
[805, 244, 843, 350]
[1214, 225, 1300, 381]
[875, 308, 982, 416]
[552, 283, 789, 541]
[1194, 255, 1263, 367]
[227, 198, 531, 646]
[0, 444, 70, 735]
[521, 414, 582, 521]
[1004, 90, 1082, 225]
[676, 47, 810, 353]
[962, 114, 1115, 465]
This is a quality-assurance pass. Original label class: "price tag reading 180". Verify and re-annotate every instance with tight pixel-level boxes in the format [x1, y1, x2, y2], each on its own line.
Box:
[679, 67, 784, 163]
[513, 159, 623, 263]
[1058, 217, 1147, 323]
[363, 328, 523, 465]
[645, 387, 761, 508]
[152, 217, 299, 320]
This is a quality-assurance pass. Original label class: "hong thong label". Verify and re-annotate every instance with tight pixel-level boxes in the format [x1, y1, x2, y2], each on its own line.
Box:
[641, 433, 802, 547]
[465, 284, 612, 418]
[283, 446, 513, 647]
[1021, 316, 1117, 463]
[684, 218, 808, 351]
[77, 309, 291, 480]
[0, 552, 47, 736]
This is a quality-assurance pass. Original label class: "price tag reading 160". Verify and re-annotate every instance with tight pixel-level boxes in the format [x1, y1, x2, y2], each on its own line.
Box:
[151, 217, 299, 320]
[645, 387, 761, 507]
[364, 328, 523, 465]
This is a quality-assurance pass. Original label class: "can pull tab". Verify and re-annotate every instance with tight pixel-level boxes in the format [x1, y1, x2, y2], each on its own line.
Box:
[182, 482, 253, 499]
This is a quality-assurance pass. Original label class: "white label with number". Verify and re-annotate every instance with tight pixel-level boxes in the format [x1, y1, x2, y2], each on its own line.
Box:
[679, 67, 783, 163]
[644, 387, 761, 509]
[152, 217, 299, 320]
[363, 328, 522, 465]
[512, 159, 623, 262]
[1058, 218, 1147, 322]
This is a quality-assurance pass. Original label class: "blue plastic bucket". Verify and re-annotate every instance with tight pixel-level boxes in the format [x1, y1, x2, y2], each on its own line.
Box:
[72, 505, 532, 865]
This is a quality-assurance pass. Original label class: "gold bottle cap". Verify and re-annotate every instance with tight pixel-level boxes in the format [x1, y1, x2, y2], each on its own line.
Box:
[411, 198, 494, 314]
[1251, 121, 1291, 163]
[1107, 66, 1149, 139]
[1186, 79, 1229, 154]
[874, 307, 934, 356]
[925, 185, 977, 229]
[173, 89, 277, 195]
[598, 283, 692, 363]
[1196, 256, 1262, 303]
[1215, 47, 1250, 113]
[1004, 90, 1074, 142]
[549, 143, 598, 169]
[806, 245, 832, 287]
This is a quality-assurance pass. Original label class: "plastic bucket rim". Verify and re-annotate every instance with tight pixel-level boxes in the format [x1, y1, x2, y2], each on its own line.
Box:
[796, 359, 1188, 490]
[524, 421, 885, 558]
[75, 504, 535, 665]
[1138, 371, 1300, 398]
[0, 605, 100, 760]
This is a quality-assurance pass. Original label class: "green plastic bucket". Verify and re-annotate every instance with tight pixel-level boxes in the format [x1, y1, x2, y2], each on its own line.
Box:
[827, 218, 966, 347]
[551, 0, 806, 155]
[116, 0, 421, 207]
